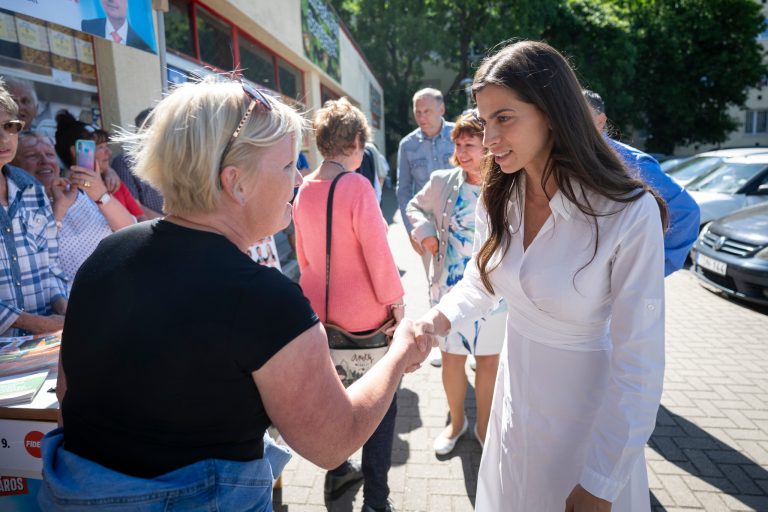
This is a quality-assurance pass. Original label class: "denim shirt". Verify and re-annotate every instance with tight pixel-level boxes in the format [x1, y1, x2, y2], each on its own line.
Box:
[396, 120, 455, 233]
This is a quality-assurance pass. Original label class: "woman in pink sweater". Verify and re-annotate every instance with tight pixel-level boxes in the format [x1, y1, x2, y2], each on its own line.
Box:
[293, 98, 403, 512]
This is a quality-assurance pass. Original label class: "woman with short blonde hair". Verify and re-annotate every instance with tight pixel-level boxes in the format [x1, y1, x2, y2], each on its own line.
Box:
[40, 78, 432, 512]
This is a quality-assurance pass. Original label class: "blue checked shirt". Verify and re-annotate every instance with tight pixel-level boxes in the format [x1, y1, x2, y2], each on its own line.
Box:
[0, 165, 68, 336]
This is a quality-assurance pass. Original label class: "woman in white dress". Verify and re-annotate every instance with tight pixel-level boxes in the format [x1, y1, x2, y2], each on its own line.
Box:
[413, 41, 668, 511]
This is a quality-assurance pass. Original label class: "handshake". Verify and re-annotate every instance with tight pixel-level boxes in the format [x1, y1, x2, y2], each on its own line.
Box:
[389, 308, 451, 373]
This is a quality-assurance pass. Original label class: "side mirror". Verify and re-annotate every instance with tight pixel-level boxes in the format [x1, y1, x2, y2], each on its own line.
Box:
[757, 183, 768, 195]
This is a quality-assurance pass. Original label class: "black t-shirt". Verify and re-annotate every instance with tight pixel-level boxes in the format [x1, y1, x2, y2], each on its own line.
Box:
[61, 220, 319, 478]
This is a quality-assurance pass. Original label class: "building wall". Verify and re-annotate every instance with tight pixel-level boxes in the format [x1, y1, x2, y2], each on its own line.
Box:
[93, 38, 163, 134]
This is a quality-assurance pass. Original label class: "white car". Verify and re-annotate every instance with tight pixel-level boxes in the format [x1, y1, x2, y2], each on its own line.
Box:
[687, 154, 768, 225]
[666, 147, 768, 187]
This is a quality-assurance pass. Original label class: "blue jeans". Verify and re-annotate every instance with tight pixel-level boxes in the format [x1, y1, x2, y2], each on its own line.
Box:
[38, 428, 290, 511]
[331, 395, 397, 508]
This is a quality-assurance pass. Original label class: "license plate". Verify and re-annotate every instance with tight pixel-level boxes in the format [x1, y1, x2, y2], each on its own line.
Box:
[697, 253, 727, 276]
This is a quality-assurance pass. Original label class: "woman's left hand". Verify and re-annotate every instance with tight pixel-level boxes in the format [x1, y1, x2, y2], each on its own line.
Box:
[565, 485, 611, 512]
[102, 166, 121, 194]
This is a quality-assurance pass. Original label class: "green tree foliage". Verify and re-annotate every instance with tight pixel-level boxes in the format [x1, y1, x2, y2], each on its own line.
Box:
[334, 0, 766, 156]
[542, 0, 638, 134]
[331, 0, 444, 157]
[625, 0, 766, 153]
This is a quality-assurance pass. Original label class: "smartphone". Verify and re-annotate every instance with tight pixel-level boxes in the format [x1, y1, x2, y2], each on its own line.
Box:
[75, 139, 96, 171]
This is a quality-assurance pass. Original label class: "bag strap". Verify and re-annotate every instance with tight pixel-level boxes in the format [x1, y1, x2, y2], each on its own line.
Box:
[325, 172, 348, 323]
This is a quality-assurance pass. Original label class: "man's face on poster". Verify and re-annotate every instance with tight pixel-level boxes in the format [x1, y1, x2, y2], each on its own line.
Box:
[101, 0, 128, 22]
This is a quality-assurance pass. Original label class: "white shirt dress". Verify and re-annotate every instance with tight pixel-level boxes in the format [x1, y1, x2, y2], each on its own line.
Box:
[438, 183, 665, 512]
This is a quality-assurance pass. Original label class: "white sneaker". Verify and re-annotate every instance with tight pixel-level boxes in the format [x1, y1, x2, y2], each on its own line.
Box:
[468, 354, 476, 371]
[434, 416, 468, 455]
[428, 347, 442, 367]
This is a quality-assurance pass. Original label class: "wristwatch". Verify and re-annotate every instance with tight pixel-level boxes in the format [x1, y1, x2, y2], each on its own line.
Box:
[95, 193, 111, 205]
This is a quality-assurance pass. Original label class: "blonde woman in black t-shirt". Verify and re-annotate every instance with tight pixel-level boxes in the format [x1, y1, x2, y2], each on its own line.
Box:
[40, 77, 436, 512]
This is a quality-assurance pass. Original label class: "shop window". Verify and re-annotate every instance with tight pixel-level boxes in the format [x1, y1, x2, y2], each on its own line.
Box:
[278, 59, 303, 101]
[196, 6, 233, 71]
[321, 84, 340, 105]
[165, 0, 194, 57]
[239, 36, 276, 91]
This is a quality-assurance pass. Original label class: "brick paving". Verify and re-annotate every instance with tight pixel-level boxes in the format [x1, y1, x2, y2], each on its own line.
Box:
[274, 189, 768, 511]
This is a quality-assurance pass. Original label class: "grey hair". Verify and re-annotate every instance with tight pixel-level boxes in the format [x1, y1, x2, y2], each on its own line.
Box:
[412, 87, 444, 105]
[4, 76, 38, 105]
[0, 77, 20, 118]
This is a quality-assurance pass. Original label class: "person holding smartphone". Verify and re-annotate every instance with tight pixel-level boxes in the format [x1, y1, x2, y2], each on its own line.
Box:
[54, 111, 145, 221]
[12, 131, 134, 285]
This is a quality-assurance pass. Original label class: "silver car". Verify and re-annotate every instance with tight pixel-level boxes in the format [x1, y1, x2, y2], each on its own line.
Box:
[687, 154, 768, 225]
[666, 148, 768, 187]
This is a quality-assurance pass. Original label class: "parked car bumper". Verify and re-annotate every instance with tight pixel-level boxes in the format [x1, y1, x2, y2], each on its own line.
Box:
[691, 246, 768, 306]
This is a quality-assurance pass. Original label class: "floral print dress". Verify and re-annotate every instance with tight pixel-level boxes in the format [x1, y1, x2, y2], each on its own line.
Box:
[436, 182, 506, 356]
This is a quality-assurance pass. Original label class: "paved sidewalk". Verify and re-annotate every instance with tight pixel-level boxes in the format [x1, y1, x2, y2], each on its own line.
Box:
[274, 189, 768, 511]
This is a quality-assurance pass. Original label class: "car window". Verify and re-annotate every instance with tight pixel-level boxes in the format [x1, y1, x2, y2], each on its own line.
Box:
[660, 157, 689, 172]
[666, 156, 722, 181]
[687, 162, 766, 193]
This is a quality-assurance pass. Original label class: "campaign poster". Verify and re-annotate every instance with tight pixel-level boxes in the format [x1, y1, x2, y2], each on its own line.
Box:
[300, 0, 340, 82]
[0, 0, 156, 53]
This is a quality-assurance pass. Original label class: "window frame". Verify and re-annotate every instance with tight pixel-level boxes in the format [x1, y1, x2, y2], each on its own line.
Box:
[164, 0, 306, 103]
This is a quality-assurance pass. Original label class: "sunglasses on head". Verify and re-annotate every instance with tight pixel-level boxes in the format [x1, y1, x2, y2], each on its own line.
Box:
[1, 120, 25, 134]
[218, 82, 273, 171]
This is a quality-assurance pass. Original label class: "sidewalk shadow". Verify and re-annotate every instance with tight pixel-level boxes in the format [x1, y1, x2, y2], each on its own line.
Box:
[649, 405, 768, 510]
[392, 387, 421, 467]
[434, 381, 481, 507]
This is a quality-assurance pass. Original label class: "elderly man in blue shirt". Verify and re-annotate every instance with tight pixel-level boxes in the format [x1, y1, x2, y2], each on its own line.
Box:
[397, 88, 456, 254]
[584, 90, 700, 276]
[0, 79, 68, 336]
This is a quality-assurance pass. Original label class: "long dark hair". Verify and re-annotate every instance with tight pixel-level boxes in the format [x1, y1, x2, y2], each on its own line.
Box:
[55, 110, 94, 168]
[473, 41, 668, 294]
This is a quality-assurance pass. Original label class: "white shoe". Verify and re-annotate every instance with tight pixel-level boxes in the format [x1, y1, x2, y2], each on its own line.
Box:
[428, 347, 442, 367]
[474, 423, 484, 449]
[434, 416, 468, 455]
[468, 354, 476, 371]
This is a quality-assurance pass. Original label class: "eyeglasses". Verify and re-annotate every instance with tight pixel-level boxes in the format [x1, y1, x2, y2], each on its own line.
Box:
[218, 83, 273, 171]
[1, 120, 25, 135]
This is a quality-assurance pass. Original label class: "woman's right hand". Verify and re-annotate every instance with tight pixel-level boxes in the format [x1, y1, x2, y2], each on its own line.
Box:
[421, 236, 439, 256]
[389, 318, 437, 373]
[414, 307, 452, 338]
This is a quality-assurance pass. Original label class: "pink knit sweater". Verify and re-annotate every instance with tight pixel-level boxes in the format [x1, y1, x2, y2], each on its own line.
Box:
[294, 172, 404, 332]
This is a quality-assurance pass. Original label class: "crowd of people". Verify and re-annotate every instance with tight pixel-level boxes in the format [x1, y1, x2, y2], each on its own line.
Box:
[0, 38, 701, 512]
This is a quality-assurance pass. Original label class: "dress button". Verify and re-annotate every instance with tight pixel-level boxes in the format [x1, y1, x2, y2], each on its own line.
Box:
[12, 256, 16, 261]
[5, 228, 10, 233]
[646, 304, 655, 311]
[16, 281, 21, 286]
